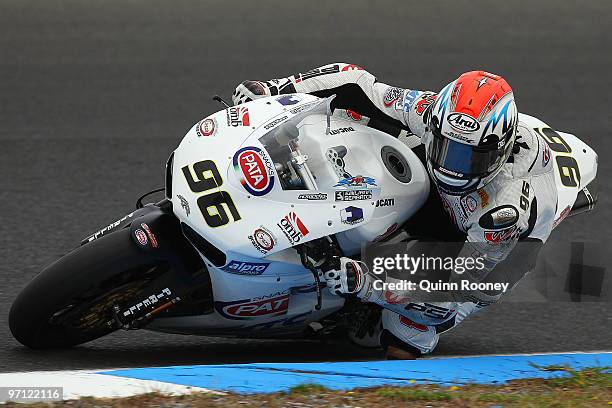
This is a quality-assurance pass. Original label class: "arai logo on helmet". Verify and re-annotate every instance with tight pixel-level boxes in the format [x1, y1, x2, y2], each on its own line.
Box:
[447, 112, 480, 132]
[233, 146, 275, 196]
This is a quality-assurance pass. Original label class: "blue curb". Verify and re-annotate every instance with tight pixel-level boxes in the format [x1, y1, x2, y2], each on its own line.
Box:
[102, 352, 611, 394]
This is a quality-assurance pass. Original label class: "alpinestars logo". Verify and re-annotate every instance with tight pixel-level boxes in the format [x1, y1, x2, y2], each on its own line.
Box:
[226, 106, 250, 127]
[277, 212, 309, 244]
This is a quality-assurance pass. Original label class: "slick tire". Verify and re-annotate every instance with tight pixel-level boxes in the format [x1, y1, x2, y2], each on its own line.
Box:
[9, 228, 164, 349]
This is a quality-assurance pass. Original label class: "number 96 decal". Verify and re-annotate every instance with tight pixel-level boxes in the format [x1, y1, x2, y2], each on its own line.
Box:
[536, 128, 581, 188]
[182, 160, 241, 227]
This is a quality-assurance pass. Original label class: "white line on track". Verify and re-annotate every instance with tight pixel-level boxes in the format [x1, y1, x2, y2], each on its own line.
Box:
[0, 370, 222, 403]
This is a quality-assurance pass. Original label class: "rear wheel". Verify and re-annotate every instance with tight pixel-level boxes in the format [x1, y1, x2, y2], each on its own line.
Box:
[9, 228, 169, 349]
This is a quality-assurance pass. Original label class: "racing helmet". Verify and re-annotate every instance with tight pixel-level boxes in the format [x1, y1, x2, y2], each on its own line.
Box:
[423, 71, 518, 195]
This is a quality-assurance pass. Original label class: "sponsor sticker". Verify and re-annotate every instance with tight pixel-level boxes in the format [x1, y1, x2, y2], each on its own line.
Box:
[447, 112, 480, 132]
[226, 106, 250, 127]
[196, 118, 216, 137]
[484, 225, 519, 243]
[477, 189, 489, 208]
[341, 63, 363, 71]
[334, 175, 377, 188]
[140, 223, 158, 248]
[222, 260, 270, 275]
[216, 292, 290, 320]
[415, 93, 437, 116]
[461, 195, 478, 214]
[346, 109, 362, 121]
[123, 288, 172, 317]
[553, 205, 572, 228]
[84, 212, 135, 243]
[264, 115, 288, 130]
[276, 95, 301, 106]
[176, 194, 190, 216]
[233, 146, 275, 196]
[298, 193, 328, 201]
[134, 229, 148, 246]
[335, 190, 372, 201]
[340, 206, 364, 225]
[277, 211, 309, 244]
[383, 87, 404, 107]
[329, 126, 355, 135]
[289, 102, 318, 115]
[403, 90, 419, 112]
[376, 198, 395, 207]
[248, 226, 277, 254]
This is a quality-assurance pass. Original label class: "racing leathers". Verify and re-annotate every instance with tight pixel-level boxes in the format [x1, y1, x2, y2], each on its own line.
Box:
[232, 63, 558, 356]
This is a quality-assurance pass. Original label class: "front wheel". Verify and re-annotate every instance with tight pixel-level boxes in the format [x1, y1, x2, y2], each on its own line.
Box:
[9, 228, 169, 349]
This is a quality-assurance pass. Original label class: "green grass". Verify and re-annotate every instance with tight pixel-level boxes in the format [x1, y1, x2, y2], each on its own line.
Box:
[375, 387, 452, 401]
[7, 366, 611, 407]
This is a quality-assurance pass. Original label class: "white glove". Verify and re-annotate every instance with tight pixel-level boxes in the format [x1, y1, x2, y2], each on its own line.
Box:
[232, 80, 271, 105]
[323, 257, 366, 296]
[232, 78, 296, 105]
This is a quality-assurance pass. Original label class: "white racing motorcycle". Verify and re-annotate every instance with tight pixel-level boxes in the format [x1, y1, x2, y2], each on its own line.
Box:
[9, 94, 597, 349]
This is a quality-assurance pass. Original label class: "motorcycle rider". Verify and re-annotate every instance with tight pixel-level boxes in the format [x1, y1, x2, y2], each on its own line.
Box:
[232, 63, 558, 359]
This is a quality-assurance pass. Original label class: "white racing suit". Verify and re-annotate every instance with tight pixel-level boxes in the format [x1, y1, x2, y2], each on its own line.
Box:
[233, 63, 558, 356]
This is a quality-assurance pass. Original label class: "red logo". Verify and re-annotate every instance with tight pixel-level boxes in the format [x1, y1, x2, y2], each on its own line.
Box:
[341, 64, 363, 71]
[399, 316, 428, 332]
[277, 212, 309, 244]
[254, 228, 274, 250]
[346, 109, 363, 121]
[233, 147, 275, 196]
[140, 223, 158, 248]
[134, 229, 148, 246]
[415, 94, 437, 116]
[239, 151, 268, 192]
[216, 293, 290, 320]
[484, 225, 519, 243]
[383, 87, 403, 107]
[227, 106, 250, 127]
[553, 205, 572, 228]
[196, 118, 216, 137]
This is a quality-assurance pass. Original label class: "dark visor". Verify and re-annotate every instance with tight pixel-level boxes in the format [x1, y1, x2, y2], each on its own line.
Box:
[429, 129, 507, 177]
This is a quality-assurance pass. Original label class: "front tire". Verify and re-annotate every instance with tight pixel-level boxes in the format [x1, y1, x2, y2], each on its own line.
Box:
[9, 228, 167, 349]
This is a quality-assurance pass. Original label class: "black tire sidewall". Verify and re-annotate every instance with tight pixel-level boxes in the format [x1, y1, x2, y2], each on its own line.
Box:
[9, 228, 159, 349]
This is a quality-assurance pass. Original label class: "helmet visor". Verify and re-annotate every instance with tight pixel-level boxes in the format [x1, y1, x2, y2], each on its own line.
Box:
[428, 128, 508, 177]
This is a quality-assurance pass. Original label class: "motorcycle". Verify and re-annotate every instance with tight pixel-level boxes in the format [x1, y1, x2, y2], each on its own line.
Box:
[9, 94, 598, 349]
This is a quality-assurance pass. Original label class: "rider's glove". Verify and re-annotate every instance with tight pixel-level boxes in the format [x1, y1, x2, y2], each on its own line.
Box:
[323, 257, 366, 296]
[232, 80, 271, 105]
[232, 78, 296, 105]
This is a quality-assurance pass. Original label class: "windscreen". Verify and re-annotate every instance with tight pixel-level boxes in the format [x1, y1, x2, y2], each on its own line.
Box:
[258, 96, 334, 190]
